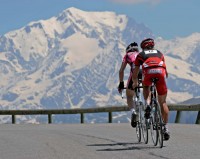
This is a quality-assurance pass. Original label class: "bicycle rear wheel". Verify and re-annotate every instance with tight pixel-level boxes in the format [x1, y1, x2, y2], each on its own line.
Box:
[149, 110, 158, 146]
[136, 121, 141, 142]
[156, 101, 164, 148]
[141, 116, 148, 144]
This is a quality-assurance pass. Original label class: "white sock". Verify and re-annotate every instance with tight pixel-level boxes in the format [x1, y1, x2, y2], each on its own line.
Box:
[165, 124, 168, 128]
[130, 108, 136, 114]
[164, 124, 169, 131]
[144, 100, 148, 106]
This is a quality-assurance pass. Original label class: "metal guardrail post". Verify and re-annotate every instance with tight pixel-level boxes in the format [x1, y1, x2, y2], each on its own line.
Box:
[81, 113, 84, 124]
[108, 112, 112, 123]
[196, 111, 200, 124]
[48, 114, 52, 124]
[175, 111, 181, 123]
[12, 115, 16, 124]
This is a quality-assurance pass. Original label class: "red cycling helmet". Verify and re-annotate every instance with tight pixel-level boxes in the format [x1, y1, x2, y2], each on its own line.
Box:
[140, 38, 155, 49]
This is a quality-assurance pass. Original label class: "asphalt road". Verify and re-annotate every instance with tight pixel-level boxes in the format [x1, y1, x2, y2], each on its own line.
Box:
[0, 123, 199, 159]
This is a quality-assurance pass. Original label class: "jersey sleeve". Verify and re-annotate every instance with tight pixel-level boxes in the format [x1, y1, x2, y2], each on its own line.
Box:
[134, 53, 144, 66]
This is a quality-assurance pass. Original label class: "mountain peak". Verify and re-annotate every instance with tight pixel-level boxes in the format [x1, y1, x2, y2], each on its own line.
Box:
[64, 7, 84, 14]
[58, 7, 128, 31]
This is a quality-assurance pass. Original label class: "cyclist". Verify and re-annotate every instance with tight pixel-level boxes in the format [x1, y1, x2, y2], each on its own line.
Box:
[118, 42, 141, 128]
[132, 38, 170, 140]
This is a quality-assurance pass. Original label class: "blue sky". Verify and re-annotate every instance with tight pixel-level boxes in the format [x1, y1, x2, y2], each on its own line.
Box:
[0, 0, 199, 39]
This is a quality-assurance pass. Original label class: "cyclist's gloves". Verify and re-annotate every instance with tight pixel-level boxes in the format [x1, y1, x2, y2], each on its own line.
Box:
[118, 81, 124, 93]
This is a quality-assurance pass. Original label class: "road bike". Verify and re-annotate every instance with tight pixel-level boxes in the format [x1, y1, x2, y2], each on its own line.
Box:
[134, 80, 148, 144]
[148, 78, 164, 148]
[121, 80, 148, 144]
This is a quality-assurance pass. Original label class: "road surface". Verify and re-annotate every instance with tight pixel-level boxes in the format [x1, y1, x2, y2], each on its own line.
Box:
[0, 123, 199, 159]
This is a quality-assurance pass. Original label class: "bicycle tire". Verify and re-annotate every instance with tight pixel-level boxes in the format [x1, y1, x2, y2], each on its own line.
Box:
[136, 121, 141, 142]
[141, 112, 148, 144]
[149, 109, 158, 146]
[156, 101, 164, 148]
[135, 101, 142, 143]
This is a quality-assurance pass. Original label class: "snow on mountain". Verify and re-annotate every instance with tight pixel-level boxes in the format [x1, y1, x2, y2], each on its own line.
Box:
[0, 7, 199, 123]
[155, 34, 200, 103]
[156, 33, 200, 60]
[60, 32, 101, 71]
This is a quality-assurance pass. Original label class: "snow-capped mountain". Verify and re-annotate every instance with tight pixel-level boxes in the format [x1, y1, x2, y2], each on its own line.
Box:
[156, 34, 200, 102]
[0, 7, 199, 123]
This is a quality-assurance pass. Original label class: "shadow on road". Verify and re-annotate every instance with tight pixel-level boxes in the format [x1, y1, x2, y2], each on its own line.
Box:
[87, 142, 169, 159]
[77, 133, 164, 152]
[87, 142, 159, 151]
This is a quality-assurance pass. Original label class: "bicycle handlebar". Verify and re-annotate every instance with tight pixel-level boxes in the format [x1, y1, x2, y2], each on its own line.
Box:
[120, 86, 143, 99]
[122, 86, 143, 90]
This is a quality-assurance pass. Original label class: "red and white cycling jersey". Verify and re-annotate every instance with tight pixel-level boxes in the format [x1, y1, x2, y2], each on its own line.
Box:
[135, 49, 166, 70]
[135, 49, 167, 95]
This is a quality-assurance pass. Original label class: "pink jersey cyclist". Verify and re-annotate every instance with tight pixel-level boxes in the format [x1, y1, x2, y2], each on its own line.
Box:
[118, 42, 141, 128]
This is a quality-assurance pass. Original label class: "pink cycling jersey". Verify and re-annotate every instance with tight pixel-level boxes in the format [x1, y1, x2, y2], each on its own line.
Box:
[123, 51, 139, 72]
[122, 51, 139, 89]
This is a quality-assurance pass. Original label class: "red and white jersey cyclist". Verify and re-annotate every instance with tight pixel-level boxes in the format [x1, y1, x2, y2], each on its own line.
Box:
[132, 38, 170, 141]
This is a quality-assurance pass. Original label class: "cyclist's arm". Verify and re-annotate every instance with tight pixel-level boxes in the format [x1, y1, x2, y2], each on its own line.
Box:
[162, 54, 168, 78]
[166, 69, 168, 78]
[119, 62, 127, 82]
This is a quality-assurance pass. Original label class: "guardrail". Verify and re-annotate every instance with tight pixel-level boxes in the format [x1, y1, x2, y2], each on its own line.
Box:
[0, 104, 199, 124]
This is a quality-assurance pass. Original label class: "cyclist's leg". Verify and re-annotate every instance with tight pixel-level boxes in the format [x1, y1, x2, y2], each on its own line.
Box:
[155, 72, 168, 123]
[143, 85, 151, 105]
[142, 70, 152, 118]
[126, 74, 138, 127]
[126, 88, 135, 111]
[158, 94, 170, 140]
[156, 71, 170, 140]
[142, 86, 151, 119]
[142, 69, 151, 105]
[126, 88, 138, 127]
[126, 72, 136, 111]
[158, 94, 169, 124]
